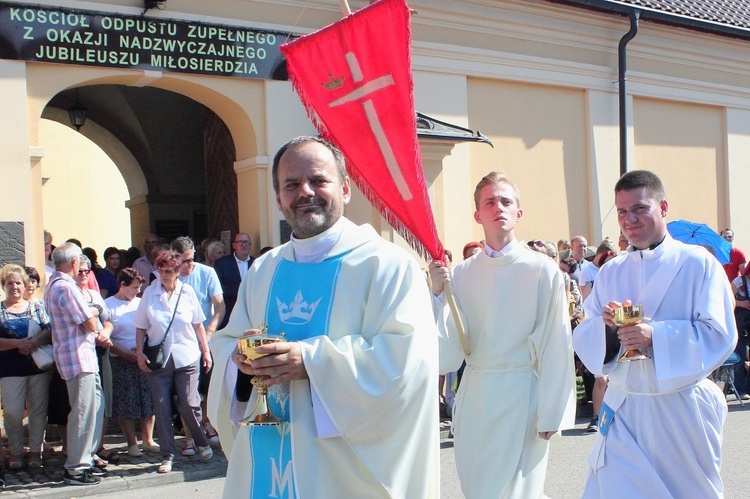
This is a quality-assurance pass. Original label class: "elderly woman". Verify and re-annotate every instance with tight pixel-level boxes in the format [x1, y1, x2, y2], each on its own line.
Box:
[134, 251, 213, 473]
[0, 264, 53, 470]
[203, 240, 227, 268]
[76, 256, 116, 466]
[105, 268, 159, 457]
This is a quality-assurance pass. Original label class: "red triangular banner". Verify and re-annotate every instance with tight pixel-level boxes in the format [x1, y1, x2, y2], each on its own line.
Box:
[280, 0, 445, 261]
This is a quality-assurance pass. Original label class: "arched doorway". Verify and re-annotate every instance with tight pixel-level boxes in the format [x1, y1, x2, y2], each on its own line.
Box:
[41, 84, 239, 254]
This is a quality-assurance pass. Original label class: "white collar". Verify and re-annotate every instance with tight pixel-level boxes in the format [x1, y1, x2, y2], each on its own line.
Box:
[484, 239, 518, 258]
[291, 218, 347, 263]
[234, 252, 249, 264]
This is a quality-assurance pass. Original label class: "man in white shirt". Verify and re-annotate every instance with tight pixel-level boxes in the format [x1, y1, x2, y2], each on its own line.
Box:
[429, 172, 576, 498]
[573, 170, 736, 498]
[208, 136, 439, 498]
[570, 234, 592, 285]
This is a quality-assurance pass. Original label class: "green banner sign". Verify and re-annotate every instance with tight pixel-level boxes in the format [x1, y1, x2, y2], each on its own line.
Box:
[0, 2, 290, 79]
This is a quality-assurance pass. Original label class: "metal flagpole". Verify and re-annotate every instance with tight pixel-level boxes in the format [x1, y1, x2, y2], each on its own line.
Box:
[338, 0, 352, 16]
[445, 283, 471, 355]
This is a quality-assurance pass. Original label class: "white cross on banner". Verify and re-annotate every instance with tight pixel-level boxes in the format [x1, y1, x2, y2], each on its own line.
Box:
[280, 0, 443, 261]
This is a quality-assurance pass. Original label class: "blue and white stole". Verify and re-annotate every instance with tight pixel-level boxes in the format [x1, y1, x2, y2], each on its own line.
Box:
[248, 252, 348, 499]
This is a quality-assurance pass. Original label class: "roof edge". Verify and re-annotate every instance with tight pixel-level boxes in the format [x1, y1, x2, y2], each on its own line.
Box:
[547, 0, 750, 42]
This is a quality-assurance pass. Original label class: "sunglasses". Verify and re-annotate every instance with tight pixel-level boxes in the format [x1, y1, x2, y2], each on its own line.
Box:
[78, 269, 91, 275]
[234, 240, 251, 245]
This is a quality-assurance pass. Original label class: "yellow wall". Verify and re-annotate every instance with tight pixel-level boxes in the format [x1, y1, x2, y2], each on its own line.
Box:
[633, 98, 724, 229]
[40, 120, 132, 257]
[5, 0, 750, 265]
[467, 78, 591, 244]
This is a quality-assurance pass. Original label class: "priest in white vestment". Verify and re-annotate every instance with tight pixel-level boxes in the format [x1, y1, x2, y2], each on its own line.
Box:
[207, 137, 439, 499]
[429, 172, 576, 499]
[573, 170, 736, 498]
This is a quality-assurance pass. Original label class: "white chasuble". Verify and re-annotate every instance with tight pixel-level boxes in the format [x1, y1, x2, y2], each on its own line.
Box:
[208, 219, 440, 499]
[573, 235, 737, 498]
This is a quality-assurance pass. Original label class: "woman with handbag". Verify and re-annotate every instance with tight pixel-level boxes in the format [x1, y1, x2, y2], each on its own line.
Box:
[0, 264, 53, 470]
[133, 251, 213, 474]
[105, 267, 159, 457]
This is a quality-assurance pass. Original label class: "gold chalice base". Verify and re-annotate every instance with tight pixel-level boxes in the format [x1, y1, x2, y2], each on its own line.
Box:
[236, 332, 288, 426]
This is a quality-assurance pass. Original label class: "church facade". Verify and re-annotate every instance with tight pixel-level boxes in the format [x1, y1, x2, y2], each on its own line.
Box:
[2, 0, 749, 271]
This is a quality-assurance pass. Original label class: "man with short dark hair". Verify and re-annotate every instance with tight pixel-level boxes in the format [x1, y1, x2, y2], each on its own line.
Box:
[208, 136, 438, 498]
[574, 170, 736, 498]
[214, 233, 254, 328]
[45, 243, 112, 486]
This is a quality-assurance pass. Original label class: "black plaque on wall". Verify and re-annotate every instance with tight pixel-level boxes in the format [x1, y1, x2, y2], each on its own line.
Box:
[0, 222, 25, 266]
[0, 2, 290, 80]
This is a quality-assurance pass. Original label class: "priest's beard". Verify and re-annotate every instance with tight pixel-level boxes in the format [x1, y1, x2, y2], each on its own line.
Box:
[284, 195, 343, 239]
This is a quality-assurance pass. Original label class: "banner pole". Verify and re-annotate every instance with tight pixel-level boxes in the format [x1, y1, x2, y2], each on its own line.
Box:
[338, 0, 352, 16]
[444, 282, 471, 356]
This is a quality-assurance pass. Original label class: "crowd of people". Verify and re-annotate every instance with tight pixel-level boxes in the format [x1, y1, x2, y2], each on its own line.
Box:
[0, 234, 238, 486]
[0, 136, 741, 498]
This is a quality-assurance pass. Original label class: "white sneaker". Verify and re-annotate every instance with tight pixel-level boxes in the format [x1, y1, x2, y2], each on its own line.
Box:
[198, 445, 213, 460]
[128, 445, 142, 457]
[181, 438, 197, 456]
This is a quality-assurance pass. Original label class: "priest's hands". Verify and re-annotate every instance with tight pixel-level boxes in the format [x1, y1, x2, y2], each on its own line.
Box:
[602, 300, 624, 328]
[606, 300, 653, 351]
[231, 329, 308, 386]
[249, 341, 308, 386]
[617, 323, 653, 352]
[428, 259, 451, 296]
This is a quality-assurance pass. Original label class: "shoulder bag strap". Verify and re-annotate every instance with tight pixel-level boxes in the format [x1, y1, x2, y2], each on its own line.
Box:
[157, 285, 183, 348]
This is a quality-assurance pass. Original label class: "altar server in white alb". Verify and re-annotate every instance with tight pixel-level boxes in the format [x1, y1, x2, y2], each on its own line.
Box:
[429, 172, 576, 499]
[207, 136, 439, 498]
[574, 170, 736, 498]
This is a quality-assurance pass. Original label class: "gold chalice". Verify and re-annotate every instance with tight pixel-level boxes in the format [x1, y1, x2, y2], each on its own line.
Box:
[237, 326, 287, 426]
[614, 305, 650, 362]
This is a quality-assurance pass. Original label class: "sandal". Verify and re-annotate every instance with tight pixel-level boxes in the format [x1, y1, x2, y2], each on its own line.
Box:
[97, 450, 120, 464]
[157, 459, 173, 474]
[93, 457, 108, 469]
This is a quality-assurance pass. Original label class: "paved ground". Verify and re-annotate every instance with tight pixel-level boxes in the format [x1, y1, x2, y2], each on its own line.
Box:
[0, 427, 227, 498]
[1, 391, 748, 498]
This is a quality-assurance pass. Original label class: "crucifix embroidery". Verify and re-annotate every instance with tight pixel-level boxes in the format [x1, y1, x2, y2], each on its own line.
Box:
[328, 51, 413, 201]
